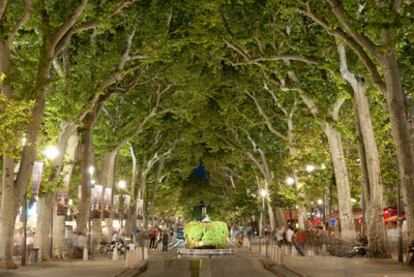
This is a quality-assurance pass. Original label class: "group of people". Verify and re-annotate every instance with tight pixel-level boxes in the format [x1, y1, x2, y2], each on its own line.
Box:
[274, 225, 328, 256]
[148, 226, 173, 252]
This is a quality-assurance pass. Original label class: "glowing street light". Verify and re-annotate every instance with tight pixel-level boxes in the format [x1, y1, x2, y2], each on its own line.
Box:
[306, 164, 316, 173]
[118, 180, 127, 190]
[22, 135, 27, 146]
[286, 177, 295, 185]
[42, 145, 59, 160]
[88, 166, 95, 176]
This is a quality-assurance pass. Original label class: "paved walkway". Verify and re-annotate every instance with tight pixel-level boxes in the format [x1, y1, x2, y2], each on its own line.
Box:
[0, 258, 126, 277]
[284, 255, 414, 277]
[140, 248, 274, 277]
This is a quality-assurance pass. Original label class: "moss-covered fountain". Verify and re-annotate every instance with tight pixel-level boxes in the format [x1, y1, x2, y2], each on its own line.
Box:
[178, 202, 235, 257]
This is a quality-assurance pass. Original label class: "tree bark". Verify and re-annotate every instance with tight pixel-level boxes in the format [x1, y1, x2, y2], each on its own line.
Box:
[35, 193, 53, 261]
[35, 122, 77, 260]
[76, 111, 97, 235]
[381, 51, 414, 241]
[324, 124, 356, 241]
[124, 146, 138, 236]
[338, 43, 390, 256]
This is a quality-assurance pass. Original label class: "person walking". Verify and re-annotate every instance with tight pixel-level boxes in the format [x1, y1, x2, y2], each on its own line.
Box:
[162, 231, 169, 252]
[293, 229, 306, 256]
[149, 228, 157, 249]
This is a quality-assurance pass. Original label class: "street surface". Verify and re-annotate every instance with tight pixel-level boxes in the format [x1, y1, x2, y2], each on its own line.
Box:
[140, 248, 274, 277]
[0, 258, 125, 277]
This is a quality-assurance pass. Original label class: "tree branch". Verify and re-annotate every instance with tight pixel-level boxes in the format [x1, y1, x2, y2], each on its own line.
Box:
[0, 0, 7, 22]
[49, 0, 88, 58]
[327, 0, 381, 59]
[299, 5, 386, 92]
[246, 90, 287, 141]
[7, 0, 31, 45]
[332, 96, 347, 121]
[53, 21, 100, 57]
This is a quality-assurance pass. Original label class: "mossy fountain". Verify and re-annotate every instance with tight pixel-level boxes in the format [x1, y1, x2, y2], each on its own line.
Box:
[178, 201, 235, 257]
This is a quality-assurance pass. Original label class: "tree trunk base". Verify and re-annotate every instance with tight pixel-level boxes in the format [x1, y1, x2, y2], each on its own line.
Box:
[0, 259, 18, 270]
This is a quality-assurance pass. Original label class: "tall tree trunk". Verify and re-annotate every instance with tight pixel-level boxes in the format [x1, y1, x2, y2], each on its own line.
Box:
[94, 150, 117, 246]
[35, 193, 53, 261]
[354, 86, 389, 257]
[76, 111, 97, 235]
[124, 146, 138, 236]
[0, 55, 51, 269]
[146, 158, 165, 220]
[381, 51, 414, 241]
[263, 177, 277, 231]
[35, 122, 77, 261]
[338, 44, 389, 256]
[324, 124, 356, 241]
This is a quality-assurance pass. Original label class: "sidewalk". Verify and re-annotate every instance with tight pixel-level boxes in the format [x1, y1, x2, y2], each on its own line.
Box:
[0, 257, 126, 277]
[248, 239, 414, 277]
[284, 255, 414, 277]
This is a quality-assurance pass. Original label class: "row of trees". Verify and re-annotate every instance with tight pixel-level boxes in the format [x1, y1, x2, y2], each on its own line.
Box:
[0, 0, 413, 268]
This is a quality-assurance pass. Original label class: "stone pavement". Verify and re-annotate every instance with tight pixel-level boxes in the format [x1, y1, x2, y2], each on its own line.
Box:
[140, 248, 275, 277]
[0, 258, 126, 277]
[283, 255, 414, 277]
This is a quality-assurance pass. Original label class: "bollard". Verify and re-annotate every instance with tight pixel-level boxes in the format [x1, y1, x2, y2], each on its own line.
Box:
[143, 247, 148, 260]
[321, 244, 328, 256]
[279, 246, 284, 265]
[113, 247, 119, 260]
[133, 250, 141, 268]
[275, 247, 279, 264]
[261, 244, 266, 257]
[137, 246, 143, 261]
[83, 248, 88, 261]
[125, 250, 132, 268]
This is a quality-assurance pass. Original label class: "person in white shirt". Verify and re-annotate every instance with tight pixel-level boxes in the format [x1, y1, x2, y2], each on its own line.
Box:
[285, 227, 294, 254]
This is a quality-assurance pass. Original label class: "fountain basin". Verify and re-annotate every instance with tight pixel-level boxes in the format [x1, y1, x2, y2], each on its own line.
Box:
[177, 248, 235, 257]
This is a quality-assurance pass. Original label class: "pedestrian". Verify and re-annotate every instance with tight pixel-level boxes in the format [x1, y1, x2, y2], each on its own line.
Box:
[162, 230, 169, 252]
[285, 226, 294, 254]
[149, 228, 157, 249]
[293, 229, 306, 256]
[276, 226, 285, 247]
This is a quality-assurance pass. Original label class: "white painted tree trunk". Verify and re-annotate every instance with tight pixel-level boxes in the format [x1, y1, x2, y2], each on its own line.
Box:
[35, 193, 53, 261]
[324, 124, 356, 241]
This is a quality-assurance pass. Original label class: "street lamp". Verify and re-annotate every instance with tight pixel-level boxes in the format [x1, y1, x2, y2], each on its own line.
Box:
[43, 145, 59, 160]
[305, 165, 316, 173]
[88, 166, 95, 176]
[286, 177, 295, 185]
[118, 180, 127, 234]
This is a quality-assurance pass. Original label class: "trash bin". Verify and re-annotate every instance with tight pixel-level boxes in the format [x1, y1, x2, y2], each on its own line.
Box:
[32, 248, 39, 264]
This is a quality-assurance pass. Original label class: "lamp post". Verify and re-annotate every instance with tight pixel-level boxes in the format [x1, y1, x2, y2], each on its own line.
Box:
[42, 145, 59, 259]
[118, 180, 127, 234]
